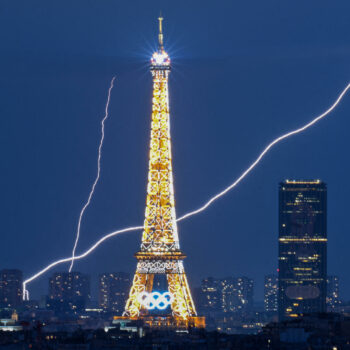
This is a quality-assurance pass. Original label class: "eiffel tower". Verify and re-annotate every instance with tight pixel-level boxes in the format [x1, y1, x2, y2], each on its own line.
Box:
[122, 17, 204, 328]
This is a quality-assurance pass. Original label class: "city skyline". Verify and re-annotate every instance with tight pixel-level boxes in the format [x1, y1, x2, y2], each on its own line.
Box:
[0, 1, 350, 304]
[0, 267, 343, 307]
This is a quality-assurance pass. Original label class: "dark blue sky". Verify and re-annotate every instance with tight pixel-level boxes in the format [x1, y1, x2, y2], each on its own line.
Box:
[0, 0, 349, 301]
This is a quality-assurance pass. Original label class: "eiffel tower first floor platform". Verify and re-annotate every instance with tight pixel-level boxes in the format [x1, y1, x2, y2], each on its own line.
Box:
[113, 315, 206, 330]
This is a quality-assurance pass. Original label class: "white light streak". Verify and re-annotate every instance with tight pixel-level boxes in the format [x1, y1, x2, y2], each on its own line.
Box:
[23, 225, 143, 300]
[69, 77, 116, 272]
[177, 83, 350, 222]
[23, 82, 350, 300]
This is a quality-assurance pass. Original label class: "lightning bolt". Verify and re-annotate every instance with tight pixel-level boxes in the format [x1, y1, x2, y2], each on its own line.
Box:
[69, 76, 116, 272]
[23, 82, 350, 300]
[23, 225, 143, 300]
[177, 83, 350, 222]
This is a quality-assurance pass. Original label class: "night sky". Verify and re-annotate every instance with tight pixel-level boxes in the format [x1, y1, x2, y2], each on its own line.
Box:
[0, 0, 349, 301]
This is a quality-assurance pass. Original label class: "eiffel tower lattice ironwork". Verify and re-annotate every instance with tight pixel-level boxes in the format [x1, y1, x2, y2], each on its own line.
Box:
[123, 17, 203, 327]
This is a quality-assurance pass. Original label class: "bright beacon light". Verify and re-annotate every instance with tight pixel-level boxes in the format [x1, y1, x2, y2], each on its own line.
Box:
[151, 51, 170, 66]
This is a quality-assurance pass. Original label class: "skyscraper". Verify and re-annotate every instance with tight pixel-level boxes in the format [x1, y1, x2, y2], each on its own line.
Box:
[48, 272, 90, 313]
[99, 273, 130, 313]
[327, 276, 341, 311]
[0, 269, 23, 308]
[264, 275, 278, 313]
[278, 180, 327, 320]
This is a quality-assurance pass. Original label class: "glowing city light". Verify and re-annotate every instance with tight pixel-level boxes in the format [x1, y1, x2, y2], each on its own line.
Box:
[23, 82, 350, 300]
[138, 291, 173, 310]
[69, 76, 116, 272]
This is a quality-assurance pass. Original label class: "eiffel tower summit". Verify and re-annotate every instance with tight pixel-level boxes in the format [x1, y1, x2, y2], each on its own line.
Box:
[119, 17, 205, 329]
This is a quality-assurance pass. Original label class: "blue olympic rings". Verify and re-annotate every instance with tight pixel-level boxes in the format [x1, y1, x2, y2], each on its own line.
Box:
[138, 291, 173, 310]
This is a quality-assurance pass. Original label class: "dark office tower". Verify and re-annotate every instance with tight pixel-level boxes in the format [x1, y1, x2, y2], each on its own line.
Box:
[0, 269, 23, 308]
[327, 276, 341, 311]
[264, 275, 278, 313]
[278, 180, 327, 320]
[201, 277, 221, 313]
[48, 272, 90, 313]
[98, 273, 130, 313]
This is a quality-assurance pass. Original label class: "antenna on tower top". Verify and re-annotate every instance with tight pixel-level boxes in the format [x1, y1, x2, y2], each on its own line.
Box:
[158, 14, 164, 52]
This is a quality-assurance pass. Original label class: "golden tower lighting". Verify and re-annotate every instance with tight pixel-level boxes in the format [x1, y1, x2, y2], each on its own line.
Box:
[122, 17, 204, 328]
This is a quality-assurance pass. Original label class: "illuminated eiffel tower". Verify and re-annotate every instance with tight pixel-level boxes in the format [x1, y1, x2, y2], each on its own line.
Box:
[122, 17, 204, 328]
